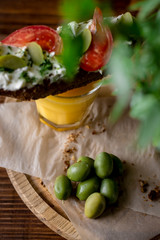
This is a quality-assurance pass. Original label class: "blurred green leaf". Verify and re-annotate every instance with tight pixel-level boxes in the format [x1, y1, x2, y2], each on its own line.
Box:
[108, 41, 134, 121]
[107, 1, 160, 148]
[60, 0, 96, 22]
[59, 25, 83, 79]
[98, 1, 113, 18]
[130, 92, 160, 147]
[138, 103, 160, 147]
[59, 0, 160, 149]
[59, 0, 97, 79]
[130, 0, 160, 20]
[130, 92, 157, 121]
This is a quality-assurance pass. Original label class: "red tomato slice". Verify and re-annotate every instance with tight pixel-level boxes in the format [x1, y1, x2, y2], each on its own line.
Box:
[80, 7, 113, 72]
[2, 25, 62, 54]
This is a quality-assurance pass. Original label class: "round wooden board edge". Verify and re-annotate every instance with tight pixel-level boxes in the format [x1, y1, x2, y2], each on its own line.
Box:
[7, 169, 81, 240]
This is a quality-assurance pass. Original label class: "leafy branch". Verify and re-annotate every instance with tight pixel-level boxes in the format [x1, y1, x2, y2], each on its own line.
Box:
[108, 0, 160, 148]
[60, 0, 160, 148]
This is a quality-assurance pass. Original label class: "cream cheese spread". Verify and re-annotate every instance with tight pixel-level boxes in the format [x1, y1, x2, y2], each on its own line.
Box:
[0, 44, 66, 91]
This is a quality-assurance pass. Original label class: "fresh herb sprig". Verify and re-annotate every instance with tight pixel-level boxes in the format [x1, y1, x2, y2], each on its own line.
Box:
[20, 71, 36, 83]
[40, 59, 52, 76]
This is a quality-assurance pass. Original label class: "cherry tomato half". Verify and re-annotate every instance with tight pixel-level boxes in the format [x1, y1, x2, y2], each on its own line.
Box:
[80, 7, 113, 72]
[2, 25, 62, 54]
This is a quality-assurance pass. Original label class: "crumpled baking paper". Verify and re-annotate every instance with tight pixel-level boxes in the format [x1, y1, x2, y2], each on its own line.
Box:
[0, 87, 160, 240]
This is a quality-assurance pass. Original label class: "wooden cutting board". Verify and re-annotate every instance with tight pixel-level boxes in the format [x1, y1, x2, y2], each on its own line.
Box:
[7, 169, 81, 240]
[7, 169, 160, 240]
[6, 170, 160, 240]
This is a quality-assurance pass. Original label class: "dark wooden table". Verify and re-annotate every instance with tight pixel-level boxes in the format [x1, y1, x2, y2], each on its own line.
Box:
[0, 0, 132, 35]
[0, 167, 66, 240]
[0, 0, 133, 239]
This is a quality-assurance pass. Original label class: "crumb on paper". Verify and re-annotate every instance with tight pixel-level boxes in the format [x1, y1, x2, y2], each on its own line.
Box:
[64, 160, 70, 166]
[64, 165, 69, 172]
[148, 186, 160, 201]
[63, 132, 82, 172]
[71, 155, 76, 162]
[67, 131, 82, 143]
[64, 147, 77, 154]
[92, 128, 106, 135]
[85, 120, 106, 135]
[139, 180, 149, 193]
[92, 123, 106, 135]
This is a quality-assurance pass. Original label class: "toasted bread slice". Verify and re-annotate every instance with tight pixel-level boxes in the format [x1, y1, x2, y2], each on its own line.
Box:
[0, 69, 103, 101]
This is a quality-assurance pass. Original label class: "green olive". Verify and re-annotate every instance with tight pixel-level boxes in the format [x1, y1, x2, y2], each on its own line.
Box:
[100, 178, 119, 204]
[77, 156, 94, 169]
[0, 55, 27, 69]
[54, 175, 72, 200]
[110, 154, 123, 176]
[81, 28, 92, 53]
[67, 161, 91, 182]
[76, 176, 100, 201]
[27, 42, 44, 65]
[76, 25, 92, 53]
[84, 192, 106, 219]
[94, 152, 113, 179]
[120, 12, 133, 25]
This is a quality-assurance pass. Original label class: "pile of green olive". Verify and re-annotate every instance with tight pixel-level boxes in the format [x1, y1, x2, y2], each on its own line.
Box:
[54, 152, 123, 219]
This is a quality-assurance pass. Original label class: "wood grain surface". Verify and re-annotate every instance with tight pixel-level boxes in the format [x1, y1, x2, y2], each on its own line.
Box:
[0, 0, 132, 35]
[0, 167, 66, 240]
[6, 169, 81, 240]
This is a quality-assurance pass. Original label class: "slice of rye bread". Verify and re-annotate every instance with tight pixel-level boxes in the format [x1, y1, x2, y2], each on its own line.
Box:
[0, 69, 104, 101]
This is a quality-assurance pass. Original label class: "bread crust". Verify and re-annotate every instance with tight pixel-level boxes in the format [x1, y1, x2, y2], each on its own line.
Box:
[0, 69, 103, 100]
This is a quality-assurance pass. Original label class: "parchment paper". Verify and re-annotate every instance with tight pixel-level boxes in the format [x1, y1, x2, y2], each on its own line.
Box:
[0, 87, 160, 240]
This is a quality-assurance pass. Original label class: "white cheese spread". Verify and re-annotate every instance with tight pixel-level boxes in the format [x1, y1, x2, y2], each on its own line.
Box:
[0, 44, 66, 91]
